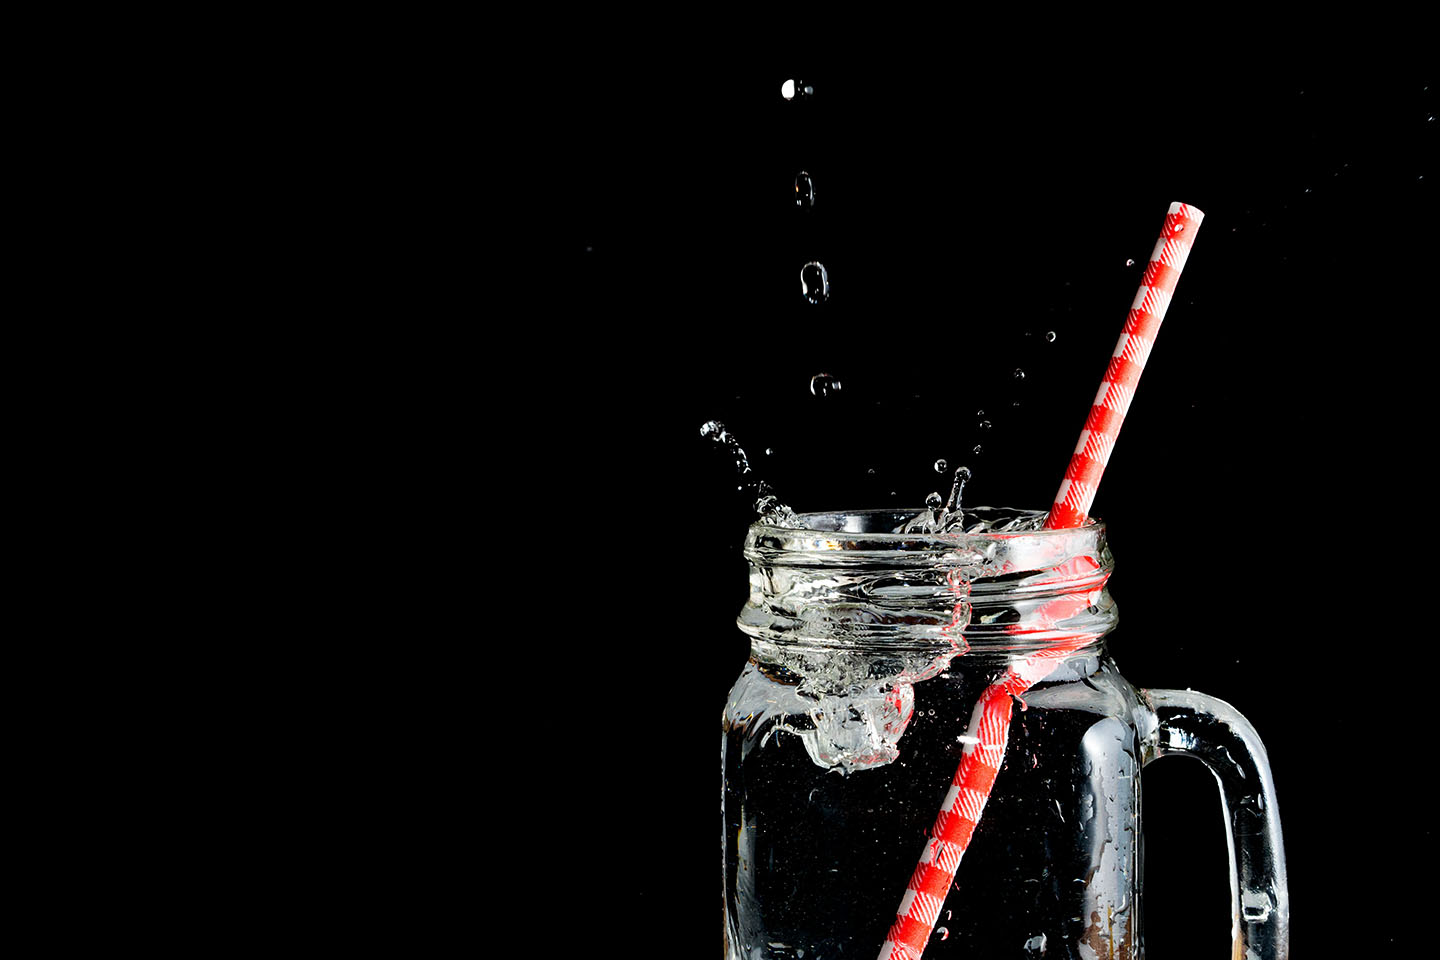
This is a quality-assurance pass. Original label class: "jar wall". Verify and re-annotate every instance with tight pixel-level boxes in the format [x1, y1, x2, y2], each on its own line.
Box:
[722, 648, 1151, 959]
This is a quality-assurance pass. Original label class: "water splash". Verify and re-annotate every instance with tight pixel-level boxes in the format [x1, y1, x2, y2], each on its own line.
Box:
[701, 420, 800, 526]
[896, 466, 972, 533]
[753, 494, 800, 527]
[699, 420, 751, 475]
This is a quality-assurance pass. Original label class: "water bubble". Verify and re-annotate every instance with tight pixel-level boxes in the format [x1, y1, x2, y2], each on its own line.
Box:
[794, 171, 816, 209]
[933, 459, 948, 473]
[810, 372, 841, 397]
[800, 261, 829, 304]
[1044, 330, 1056, 342]
[1013, 368, 1026, 381]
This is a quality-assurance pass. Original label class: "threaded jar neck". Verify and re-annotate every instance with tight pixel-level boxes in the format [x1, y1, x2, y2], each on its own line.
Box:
[739, 507, 1116, 657]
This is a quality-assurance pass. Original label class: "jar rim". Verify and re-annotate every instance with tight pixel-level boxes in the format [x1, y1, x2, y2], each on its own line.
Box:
[748, 506, 1102, 554]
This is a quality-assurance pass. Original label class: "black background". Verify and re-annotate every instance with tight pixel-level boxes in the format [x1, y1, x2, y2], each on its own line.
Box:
[538, 55, 1434, 958]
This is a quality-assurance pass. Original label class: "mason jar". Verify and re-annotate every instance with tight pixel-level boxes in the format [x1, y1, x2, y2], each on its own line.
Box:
[721, 507, 1287, 959]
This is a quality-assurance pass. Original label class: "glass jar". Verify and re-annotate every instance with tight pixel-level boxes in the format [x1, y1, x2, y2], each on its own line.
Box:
[721, 508, 1287, 959]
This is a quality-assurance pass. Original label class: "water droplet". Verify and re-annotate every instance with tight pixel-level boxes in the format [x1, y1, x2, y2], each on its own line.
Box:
[1013, 368, 1025, 381]
[927, 708, 935, 716]
[700, 420, 722, 438]
[810, 372, 840, 397]
[1044, 330, 1056, 342]
[794, 171, 815, 209]
[978, 420, 992, 431]
[781, 79, 814, 100]
[933, 458, 948, 473]
[925, 492, 943, 510]
[936, 927, 950, 941]
[866, 467, 876, 475]
[972, 444, 983, 455]
[765, 448, 775, 456]
[1174, 222, 1185, 231]
[1125, 258, 1136, 267]
[780, 79, 795, 99]
[800, 261, 829, 304]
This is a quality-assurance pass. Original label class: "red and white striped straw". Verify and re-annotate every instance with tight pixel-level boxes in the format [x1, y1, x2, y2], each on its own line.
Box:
[878, 202, 1204, 960]
[1048, 202, 1204, 528]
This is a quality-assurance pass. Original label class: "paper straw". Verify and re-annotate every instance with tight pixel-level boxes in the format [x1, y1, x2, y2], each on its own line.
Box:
[1047, 202, 1204, 528]
[878, 202, 1204, 960]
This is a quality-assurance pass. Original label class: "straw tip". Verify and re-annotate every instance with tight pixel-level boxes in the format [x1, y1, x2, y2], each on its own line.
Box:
[1169, 201, 1205, 221]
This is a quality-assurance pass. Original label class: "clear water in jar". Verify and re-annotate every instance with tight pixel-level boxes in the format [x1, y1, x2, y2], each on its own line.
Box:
[723, 652, 1146, 959]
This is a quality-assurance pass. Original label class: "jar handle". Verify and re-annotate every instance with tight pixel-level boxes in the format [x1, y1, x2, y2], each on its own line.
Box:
[1139, 688, 1290, 959]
